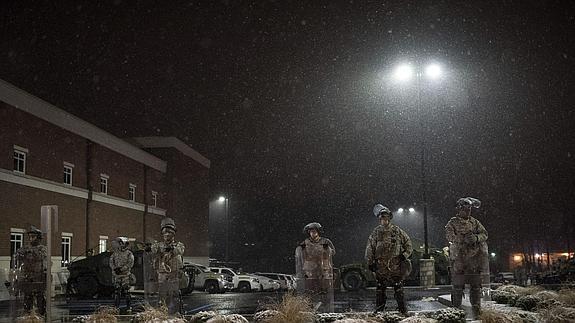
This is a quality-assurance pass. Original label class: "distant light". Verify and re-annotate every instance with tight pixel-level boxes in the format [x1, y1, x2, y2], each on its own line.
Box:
[535, 253, 541, 259]
[513, 255, 522, 261]
[490, 252, 496, 257]
[393, 64, 414, 82]
[425, 64, 442, 79]
[408, 207, 415, 213]
[218, 196, 226, 202]
[397, 208, 404, 213]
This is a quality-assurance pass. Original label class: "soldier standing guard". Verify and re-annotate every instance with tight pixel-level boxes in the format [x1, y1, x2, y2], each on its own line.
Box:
[295, 222, 336, 312]
[149, 217, 185, 314]
[15, 226, 47, 316]
[365, 204, 413, 315]
[445, 197, 488, 319]
[109, 237, 135, 312]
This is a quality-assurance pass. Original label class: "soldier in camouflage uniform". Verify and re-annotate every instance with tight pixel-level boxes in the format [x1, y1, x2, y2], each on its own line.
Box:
[365, 204, 413, 314]
[295, 222, 336, 312]
[149, 217, 185, 314]
[109, 237, 135, 311]
[445, 197, 488, 319]
[15, 226, 47, 315]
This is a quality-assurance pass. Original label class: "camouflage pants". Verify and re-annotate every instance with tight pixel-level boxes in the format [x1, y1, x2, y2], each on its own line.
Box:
[301, 278, 334, 313]
[375, 274, 406, 313]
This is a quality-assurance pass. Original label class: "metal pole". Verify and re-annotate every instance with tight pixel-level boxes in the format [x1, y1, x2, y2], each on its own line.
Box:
[417, 68, 429, 258]
[225, 198, 229, 264]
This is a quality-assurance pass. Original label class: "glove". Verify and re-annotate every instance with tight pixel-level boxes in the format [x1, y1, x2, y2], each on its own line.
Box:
[398, 254, 407, 262]
[368, 262, 377, 272]
[322, 243, 329, 249]
[464, 234, 478, 244]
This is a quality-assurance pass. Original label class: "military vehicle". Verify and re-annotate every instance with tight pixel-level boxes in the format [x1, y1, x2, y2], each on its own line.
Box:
[339, 246, 450, 291]
[66, 242, 192, 299]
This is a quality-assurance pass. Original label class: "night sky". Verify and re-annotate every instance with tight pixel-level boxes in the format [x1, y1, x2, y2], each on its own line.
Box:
[2, 0, 574, 271]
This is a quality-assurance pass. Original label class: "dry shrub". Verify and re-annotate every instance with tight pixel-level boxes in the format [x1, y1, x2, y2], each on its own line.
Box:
[258, 292, 316, 323]
[399, 317, 438, 323]
[498, 284, 527, 294]
[15, 308, 43, 323]
[206, 314, 249, 323]
[331, 319, 374, 323]
[520, 286, 544, 296]
[558, 289, 575, 306]
[539, 306, 575, 323]
[83, 306, 118, 323]
[533, 290, 559, 301]
[479, 308, 518, 323]
[132, 304, 169, 322]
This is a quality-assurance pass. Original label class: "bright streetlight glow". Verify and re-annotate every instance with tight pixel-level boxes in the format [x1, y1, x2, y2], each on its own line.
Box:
[397, 208, 404, 213]
[425, 63, 442, 79]
[408, 207, 415, 213]
[218, 196, 226, 202]
[490, 252, 496, 257]
[393, 64, 414, 82]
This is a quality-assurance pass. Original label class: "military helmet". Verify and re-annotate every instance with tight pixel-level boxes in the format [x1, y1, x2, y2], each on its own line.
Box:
[303, 222, 323, 234]
[456, 197, 481, 209]
[27, 225, 43, 238]
[161, 217, 176, 232]
[112, 236, 129, 250]
[373, 204, 393, 219]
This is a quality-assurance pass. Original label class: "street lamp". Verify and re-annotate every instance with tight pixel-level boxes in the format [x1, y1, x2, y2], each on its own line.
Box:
[218, 195, 230, 263]
[392, 61, 443, 258]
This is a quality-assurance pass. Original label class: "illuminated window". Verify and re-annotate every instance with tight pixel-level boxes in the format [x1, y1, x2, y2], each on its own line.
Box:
[13, 148, 27, 174]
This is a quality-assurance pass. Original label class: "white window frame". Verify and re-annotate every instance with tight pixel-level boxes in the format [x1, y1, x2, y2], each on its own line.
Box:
[98, 235, 108, 254]
[63, 162, 74, 186]
[13, 146, 27, 174]
[151, 191, 158, 207]
[129, 184, 136, 202]
[100, 174, 109, 195]
[10, 230, 24, 269]
[61, 235, 72, 267]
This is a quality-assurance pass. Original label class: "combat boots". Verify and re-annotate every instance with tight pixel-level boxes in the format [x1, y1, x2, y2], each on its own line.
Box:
[469, 287, 482, 319]
[374, 283, 386, 313]
[451, 286, 464, 308]
[394, 284, 408, 315]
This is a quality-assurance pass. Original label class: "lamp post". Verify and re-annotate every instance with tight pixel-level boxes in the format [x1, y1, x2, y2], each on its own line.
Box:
[218, 196, 230, 263]
[392, 62, 443, 258]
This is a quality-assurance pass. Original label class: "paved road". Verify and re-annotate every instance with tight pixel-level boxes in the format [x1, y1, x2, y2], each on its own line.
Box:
[0, 286, 451, 321]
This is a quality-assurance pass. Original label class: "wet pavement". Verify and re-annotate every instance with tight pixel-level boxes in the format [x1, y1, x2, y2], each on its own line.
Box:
[0, 286, 451, 322]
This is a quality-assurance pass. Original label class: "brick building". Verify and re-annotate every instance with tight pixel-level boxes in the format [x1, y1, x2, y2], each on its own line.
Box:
[0, 79, 210, 287]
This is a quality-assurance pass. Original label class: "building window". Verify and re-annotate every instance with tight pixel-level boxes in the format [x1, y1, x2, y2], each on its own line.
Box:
[63, 163, 74, 186]
[13, 148, 27, 174]
[151, 191, 158, 207]
[100, 174, 109, 194]
[129, 184, 136, 202]
[61, 236, 71, 267]
[98, 236, 108, 253]
[10, 231, 24, 268]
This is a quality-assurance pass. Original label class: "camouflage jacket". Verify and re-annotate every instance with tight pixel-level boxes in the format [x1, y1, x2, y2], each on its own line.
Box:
[16, 244, 47, 281]
[445, 215, 488, 261]
[297, 237, 335, 280]
[109, 249, 134, 276]
[150, 240, 185, 275]
[365, 224, 412, 265]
